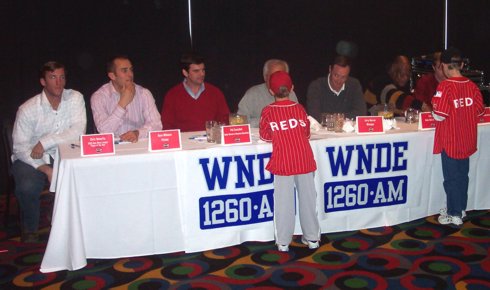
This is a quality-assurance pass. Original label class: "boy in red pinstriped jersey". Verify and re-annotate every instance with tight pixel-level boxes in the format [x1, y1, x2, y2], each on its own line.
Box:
[431, 47, 485, 227]
[259, 71, 320, 252]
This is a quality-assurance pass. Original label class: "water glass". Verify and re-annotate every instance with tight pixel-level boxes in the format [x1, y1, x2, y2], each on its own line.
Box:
[205, 120, 217, 142]
[404, 108, 419, 123]
[321, 113, 335, 131]
[212, 122, 225, 144]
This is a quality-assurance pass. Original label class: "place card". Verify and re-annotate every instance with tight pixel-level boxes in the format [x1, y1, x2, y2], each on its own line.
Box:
[356, 116, 384, 134]
[222, 124, 252, 145]
[478, 107, 490, 124]
[80, 133, 115, 157]
[419, 112, 437, 130]
[148, 130, 182, 151]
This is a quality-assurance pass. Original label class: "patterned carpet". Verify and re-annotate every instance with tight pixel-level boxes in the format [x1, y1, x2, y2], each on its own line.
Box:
[1, 194, 489, 290]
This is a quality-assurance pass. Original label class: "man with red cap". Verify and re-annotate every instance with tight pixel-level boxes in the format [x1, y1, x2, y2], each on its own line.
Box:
[259, 71, 320, 252]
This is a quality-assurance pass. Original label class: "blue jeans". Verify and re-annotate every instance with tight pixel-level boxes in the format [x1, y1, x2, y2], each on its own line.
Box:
[11, 160, 49, 233]
[441, 151, 469, 217]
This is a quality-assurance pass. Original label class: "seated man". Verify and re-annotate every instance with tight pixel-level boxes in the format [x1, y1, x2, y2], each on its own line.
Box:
[378, 55, 422, 115]
[307, 55, 366, 121]
[91, 56, 162, 142]
[161, 53, 230, 132]
[237, 59, 298, 128]
[12, 61, 86, 242]
[413, 52, 446, 111]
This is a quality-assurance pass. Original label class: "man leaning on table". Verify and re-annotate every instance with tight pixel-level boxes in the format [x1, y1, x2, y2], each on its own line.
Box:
[12, 61, 87, 243]
[161, 52, 230, 132]
[91, 55, 162, 142]
[306, 55, 366, 122]
[237, 59, 299, 128]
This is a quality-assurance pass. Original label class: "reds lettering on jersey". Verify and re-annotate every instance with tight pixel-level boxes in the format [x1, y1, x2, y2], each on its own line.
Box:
[259, 99, 317, 175]
[270, 119, 307, 131]
[453, 97, 473, 108]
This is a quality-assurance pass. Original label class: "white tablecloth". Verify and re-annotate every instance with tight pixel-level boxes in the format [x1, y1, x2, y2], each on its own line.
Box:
[40, 121, 490, 272]
[41, 142, 184, 272]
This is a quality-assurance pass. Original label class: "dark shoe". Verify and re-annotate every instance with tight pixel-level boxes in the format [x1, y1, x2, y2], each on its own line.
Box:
[21, 232, 39, 243]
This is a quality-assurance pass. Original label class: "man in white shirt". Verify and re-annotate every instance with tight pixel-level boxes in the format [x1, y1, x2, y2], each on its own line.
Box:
[12, 61, 87, 242]
[238, 59, 298, 128]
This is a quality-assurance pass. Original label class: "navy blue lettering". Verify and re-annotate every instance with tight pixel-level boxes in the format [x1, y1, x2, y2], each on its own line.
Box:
[199, 157, 232, 190]
[234, 155, 255, 188]
[355, 144, 374, 175]
[374, 143, 391, 173]
[326, 145, 354, 176]
[392, 142, 408, 171]
[257, 153, 274, 185]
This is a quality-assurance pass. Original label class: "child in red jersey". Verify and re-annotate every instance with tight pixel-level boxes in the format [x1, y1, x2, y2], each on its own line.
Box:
[431, 47, 485, 227]
[259, 71, 320, 252]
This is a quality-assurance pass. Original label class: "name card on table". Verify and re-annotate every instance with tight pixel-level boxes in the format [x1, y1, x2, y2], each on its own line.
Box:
[419, 112, 437, 130]
[148, 130, 182, 151]
[80, 133, 115, 157]
[478, 107, 490, 124]
[356, 116, 384, 134]
[222, 124, 252, 145]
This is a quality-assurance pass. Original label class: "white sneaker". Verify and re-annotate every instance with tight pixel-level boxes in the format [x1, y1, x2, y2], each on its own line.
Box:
[439, 208, 466, 220]
[277, 244, 289, 252]
[438, 214, 463, 227]
[301, 237, 320, 249]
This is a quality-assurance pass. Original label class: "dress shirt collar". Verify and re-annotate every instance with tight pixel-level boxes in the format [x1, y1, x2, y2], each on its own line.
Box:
[40, 89, 66, 111]
[108, 81, 139, 99]
[109, 81, 121, 98]
[327, 73, 345, 96]
[183, 79, 205, 100]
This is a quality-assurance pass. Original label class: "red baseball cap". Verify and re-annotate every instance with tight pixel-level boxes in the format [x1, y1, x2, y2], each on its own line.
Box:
[269, 71, 293, 95]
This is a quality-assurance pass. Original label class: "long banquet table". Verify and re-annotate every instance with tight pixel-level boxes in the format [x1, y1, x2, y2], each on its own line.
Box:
[40, 120, 490, 272]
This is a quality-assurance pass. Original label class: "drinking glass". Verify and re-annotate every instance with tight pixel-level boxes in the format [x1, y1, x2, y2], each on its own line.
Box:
[333, 113, 345, 133]
[405, 108, 419, 123]
[212, 122, 225, 144]
[321, 113, 335, 131]
[229, 113, 248, 125]
[205, 120, 217, 142]
[377, 103, 395, 119]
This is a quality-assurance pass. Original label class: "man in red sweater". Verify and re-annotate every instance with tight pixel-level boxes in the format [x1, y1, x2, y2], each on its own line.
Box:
[161, 53, 230, 132]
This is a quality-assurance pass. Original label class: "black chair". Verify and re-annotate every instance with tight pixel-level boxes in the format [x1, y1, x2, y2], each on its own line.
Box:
[2, 120, 15, 228]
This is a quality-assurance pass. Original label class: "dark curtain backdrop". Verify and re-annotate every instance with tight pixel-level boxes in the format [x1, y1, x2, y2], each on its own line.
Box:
[1, 0, 489, 192]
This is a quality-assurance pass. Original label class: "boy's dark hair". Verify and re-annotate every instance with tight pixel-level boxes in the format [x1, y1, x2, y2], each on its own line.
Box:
[275, 87, 290, 98]
[441, 47, 463, 70]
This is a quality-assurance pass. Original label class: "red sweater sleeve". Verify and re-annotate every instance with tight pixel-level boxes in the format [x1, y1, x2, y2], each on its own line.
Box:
[214, 88, 230, 124]
[161, 86, 178, 130]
